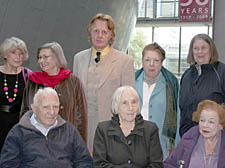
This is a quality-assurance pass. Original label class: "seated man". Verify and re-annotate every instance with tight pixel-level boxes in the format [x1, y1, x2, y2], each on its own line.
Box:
[0, 87, 92, 168]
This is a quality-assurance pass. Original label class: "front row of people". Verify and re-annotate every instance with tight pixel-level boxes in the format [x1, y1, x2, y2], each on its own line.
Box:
[1, 86, 224, 167]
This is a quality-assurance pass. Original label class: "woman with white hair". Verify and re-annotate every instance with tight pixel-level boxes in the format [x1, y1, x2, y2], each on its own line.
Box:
[20, 42, 88, 142]
[0, 37, 32, 151]
[93, 86, 163, 167]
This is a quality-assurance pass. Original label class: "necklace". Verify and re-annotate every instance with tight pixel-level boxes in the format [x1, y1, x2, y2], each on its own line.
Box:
[144, 78, 157, 86]
[143, 73, 159, 86]
[203, 152, 213, 168]
[203, 138, 217, 168]
[3, 73, 19, 102]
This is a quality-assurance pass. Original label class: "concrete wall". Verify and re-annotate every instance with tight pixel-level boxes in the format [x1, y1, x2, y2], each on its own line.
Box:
[0, 0, 138, 70]
[213, 1, 225, 63]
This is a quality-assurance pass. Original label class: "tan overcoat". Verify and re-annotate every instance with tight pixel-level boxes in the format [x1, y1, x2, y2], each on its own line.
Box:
[73, 47, 136, 150]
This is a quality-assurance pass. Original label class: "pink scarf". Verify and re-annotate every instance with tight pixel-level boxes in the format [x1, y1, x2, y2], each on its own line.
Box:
[29, 68, 72, 87]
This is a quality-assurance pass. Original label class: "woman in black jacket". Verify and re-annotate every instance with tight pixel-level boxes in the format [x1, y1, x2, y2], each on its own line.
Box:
[179, 34, 225, 137]
[93, 86, 163, 168]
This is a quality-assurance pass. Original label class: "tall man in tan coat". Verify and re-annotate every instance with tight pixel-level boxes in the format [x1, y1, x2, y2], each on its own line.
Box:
[73, 13, 136, 151]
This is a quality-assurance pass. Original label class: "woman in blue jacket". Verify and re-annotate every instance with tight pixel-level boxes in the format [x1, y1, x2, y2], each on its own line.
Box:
[135, 43, 179, 159]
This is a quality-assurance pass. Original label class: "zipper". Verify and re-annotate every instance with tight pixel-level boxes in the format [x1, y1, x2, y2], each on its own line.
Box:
[45, 136, 48, 145]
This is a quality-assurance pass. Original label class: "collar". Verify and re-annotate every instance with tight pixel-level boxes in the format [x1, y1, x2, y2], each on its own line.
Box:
[108, 114, 144, 137]
[92, 45, 110, 59]
[191, 62, 218, 73]
[30, 113, 58, 136]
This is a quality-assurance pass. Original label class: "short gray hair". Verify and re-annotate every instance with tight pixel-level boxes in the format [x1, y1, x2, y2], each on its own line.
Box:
[33, 87, 59, 106]
[111, 86, 139, 115]
[37, 42, 67, 68]
[0, 37, 29, 62]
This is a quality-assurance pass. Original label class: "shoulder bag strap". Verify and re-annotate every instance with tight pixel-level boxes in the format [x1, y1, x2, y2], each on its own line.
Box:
[21, 66, 28, 84]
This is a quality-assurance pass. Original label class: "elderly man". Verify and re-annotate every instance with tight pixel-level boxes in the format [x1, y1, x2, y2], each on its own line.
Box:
[0, 87, 92, 168]
[73, 13, 136, 151]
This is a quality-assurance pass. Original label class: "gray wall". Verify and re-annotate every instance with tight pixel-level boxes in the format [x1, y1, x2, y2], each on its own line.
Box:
[0, 0, 138, 70]
[213, 0, 225, 63]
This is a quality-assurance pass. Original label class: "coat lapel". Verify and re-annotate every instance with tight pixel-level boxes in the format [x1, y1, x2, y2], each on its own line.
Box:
[82, 48, 92, 90]
[98, 48, 117, 88]
[218, 130, 225, 167]
[150, 73, 165, 98]
[182, 127, 200, 168]
[135, 71, 144, 109]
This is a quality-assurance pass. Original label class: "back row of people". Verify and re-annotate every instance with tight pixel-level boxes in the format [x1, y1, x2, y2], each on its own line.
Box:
[0, 12, 225, 167]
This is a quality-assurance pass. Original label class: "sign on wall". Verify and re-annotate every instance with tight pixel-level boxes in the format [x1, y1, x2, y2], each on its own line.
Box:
[179, 0, 211, 22]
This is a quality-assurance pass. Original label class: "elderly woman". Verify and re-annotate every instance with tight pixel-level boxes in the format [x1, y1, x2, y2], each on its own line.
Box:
[93, 86, 163, 167]
[164, 100, 225, 168]
[179, 34, 225, 137]
[0, 37, 32, 151]
[135, 42, 179, 159]
[20, 42, 87, 142]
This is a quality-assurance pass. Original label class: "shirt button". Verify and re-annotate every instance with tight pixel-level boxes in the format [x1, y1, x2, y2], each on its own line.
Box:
[149, 115, 152, 119]
[127, 140, 132, 145]
[127, 159, 132, 164]
[150, 104, 152, 108]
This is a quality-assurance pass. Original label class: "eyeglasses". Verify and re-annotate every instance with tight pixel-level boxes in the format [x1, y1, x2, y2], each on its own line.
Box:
[143, 58, 162, 65]
[37, 55, 52, 60]
[92, 29, 111, 36]
[193, 46, 209, 53]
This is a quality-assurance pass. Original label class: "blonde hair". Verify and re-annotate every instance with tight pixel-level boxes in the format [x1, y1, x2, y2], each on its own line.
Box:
[192, 100, 225, 128]
[87, 13, 115, 46]
[0, 37, 29, 62]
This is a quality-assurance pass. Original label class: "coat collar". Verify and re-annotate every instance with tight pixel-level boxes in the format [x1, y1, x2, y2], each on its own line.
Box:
[218, 130, 225, 167]
[107, 114, 144, 137]
[181, 126, 200, 167]
[19, 110, 66, 131]
[135, 69, 144, 105]
[190, 62, 219, 76]
[81, 48, 92, 90]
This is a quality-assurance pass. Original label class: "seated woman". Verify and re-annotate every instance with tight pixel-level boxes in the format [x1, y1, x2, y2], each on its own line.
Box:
[164, 100, 225, 168]
[93, 86, 163, 168]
